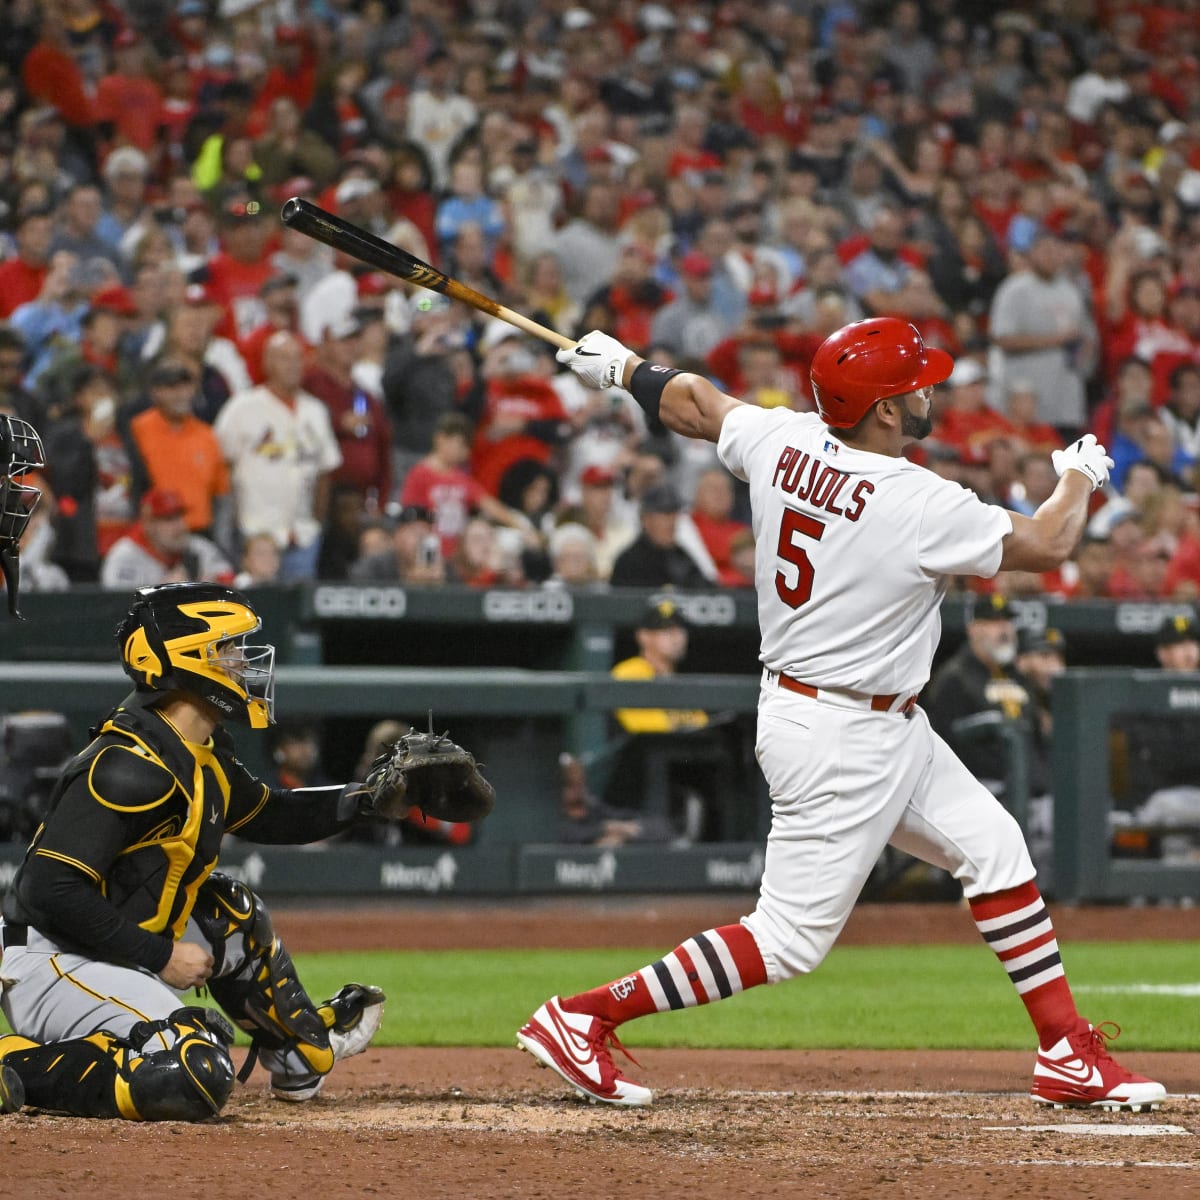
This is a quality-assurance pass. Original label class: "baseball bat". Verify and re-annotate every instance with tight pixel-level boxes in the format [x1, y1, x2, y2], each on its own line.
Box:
[280, 197, 575, 351]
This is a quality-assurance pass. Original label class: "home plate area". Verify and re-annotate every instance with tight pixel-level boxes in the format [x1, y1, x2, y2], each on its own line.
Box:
[2, 1053, 1196, 1200]
[224, 1075, 1200, 1180]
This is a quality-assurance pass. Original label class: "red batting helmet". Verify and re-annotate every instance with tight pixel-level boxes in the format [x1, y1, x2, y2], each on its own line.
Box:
[810, 318, 954, 429]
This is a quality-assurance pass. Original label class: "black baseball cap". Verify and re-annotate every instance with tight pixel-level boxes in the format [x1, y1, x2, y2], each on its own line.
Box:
[638, 598, 687, 631]
[1018, 626, 1067, 656]
[640, 484, 683, 514]
[971, 593, 1015, 622]
[1156, 614, 1199, 646]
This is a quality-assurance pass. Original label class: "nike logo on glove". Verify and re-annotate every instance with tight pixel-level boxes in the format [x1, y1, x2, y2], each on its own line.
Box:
[574, 348, 601, 356]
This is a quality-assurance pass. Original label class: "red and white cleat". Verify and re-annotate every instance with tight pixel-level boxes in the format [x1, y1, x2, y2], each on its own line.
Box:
[517, 996, 652, 1107]
[1031, 1021, 1166, 1112]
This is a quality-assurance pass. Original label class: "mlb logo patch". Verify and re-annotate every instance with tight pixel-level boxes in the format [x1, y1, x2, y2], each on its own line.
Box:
[823, 439, 839, 455]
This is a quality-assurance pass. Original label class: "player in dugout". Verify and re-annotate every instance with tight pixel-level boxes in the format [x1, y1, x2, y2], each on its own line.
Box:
[611, 598, 708, 734]
[0, 582, 493, 1120]
[518, 318, 1166, 1114]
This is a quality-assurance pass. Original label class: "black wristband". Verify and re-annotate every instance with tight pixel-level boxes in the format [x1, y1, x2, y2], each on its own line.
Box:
[629, 361, 683, 421]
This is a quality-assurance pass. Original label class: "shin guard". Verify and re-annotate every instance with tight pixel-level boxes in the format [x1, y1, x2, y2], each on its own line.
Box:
[194, 873, 333, 1078]
[0, 1007, 235, 1121]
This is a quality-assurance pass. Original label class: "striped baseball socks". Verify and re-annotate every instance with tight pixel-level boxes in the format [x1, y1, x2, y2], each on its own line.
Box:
[559, 923, 768, 1025]
[969, 880, 1081, 1045]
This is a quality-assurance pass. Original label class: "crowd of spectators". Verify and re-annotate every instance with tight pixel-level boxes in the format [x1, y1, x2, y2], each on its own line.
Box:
[2, 0, 1200, 602]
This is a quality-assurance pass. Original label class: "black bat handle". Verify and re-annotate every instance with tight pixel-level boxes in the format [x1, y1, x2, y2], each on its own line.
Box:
[279, 197, 449, 292]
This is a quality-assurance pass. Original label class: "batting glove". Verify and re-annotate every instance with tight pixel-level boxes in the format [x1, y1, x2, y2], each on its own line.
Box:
[1051, 433, 1114, 491]
[556, 330, 634, 390]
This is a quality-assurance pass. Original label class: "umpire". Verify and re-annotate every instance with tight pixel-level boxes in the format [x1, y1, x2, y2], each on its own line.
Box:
[0, 412, 46, 618]
[0, 582, 491, 1120]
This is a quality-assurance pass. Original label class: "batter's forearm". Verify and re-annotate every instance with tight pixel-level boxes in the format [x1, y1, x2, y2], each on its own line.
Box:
[1031, 475, 1091, 557]
[619, 355, 739, 443]
[999, 473, 1091, 572]
[619, 355, 644, 389]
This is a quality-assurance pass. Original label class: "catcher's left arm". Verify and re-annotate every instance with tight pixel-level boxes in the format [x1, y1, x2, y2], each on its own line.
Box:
[348, 730, 496, 825]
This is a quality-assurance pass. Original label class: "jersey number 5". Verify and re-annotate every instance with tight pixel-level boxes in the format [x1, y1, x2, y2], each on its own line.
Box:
[775, 508, 825, 609]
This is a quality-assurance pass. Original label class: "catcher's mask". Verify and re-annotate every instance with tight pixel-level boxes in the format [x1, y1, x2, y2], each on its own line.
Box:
[116, 583, 276, 728]
[0, 414, 46, 619]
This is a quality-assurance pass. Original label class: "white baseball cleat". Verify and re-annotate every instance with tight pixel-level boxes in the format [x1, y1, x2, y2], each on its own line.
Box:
[517, 995, 652, 1107]
[270, 1074, 325, 1103]
[1031, 1021, 1166, 1112]
[325, 983, 387, 1061]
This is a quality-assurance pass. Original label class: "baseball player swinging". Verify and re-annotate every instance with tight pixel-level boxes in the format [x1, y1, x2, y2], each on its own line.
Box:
[518, 318, 1165, 1113]
[0, 582, 493, 1120]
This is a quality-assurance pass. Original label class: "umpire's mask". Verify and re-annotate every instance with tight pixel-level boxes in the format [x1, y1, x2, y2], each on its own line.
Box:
[0, 414, 45, 620]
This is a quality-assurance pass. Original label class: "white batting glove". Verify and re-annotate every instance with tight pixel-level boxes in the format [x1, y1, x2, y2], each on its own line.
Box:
[1051, 433, 1114, 491]
[556, 330, 634, 390]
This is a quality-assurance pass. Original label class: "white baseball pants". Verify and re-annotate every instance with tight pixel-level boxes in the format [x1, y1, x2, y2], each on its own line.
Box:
[743, 683, 1035, 983]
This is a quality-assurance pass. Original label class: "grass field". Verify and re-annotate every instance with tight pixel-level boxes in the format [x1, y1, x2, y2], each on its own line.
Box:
[288, 940, 1199, 1051]
[4, 941, 1193, 1050]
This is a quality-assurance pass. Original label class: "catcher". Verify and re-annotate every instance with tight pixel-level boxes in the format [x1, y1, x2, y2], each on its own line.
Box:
[0, 582, 493, 1120]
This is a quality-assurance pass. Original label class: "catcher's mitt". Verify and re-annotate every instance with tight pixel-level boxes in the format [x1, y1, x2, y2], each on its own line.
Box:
[358, 731, 495, 824]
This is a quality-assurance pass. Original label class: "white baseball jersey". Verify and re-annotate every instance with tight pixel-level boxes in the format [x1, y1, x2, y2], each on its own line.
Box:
[718, 406, 1013, 696]
[214, 385, 342, 550]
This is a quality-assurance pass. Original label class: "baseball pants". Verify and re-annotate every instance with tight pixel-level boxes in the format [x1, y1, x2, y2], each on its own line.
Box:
[743, 682, 1035, 983]
[0, 918, 307, 1079]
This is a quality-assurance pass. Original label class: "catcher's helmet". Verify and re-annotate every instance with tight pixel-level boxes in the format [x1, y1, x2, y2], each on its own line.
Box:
[116, 583, 276, 728]
[809, 318, 954, 429]
[0, 414, 46, 620]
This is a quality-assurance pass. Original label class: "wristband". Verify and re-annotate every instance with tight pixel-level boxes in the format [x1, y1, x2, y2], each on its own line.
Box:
[629, 362, 683, 421]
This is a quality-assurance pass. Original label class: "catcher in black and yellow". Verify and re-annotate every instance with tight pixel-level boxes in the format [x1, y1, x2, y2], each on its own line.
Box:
[0, 582, 494, 1120]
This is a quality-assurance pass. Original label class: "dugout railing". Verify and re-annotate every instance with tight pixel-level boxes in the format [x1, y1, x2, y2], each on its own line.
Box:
[0, 585, 1193, 675]
[0, 659, 1197, 900]
[1052, 668, 1200, 903]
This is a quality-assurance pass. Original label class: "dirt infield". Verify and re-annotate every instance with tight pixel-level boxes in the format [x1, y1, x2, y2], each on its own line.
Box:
[267, 895, 1200, 952]
[3, 902, 1196, 1200]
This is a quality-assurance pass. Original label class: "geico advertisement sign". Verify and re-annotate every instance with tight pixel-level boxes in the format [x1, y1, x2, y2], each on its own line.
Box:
[313, 587, 408, 618]
[483, 591, 574, 622]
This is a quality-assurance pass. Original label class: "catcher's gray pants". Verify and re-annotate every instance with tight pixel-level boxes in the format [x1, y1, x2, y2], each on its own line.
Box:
[0, 917, 308, 1081]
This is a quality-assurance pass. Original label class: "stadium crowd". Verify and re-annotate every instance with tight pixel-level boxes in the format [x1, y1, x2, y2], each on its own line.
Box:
[1, 0, 1200, 601]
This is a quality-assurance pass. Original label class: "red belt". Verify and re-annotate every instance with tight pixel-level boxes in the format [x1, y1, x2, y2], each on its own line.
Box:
[774, 672, 918, 715]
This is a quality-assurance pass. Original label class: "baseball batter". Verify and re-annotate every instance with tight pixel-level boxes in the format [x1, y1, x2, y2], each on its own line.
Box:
[518, 318, 1165, 1113]
[0, 582, 492, 1120]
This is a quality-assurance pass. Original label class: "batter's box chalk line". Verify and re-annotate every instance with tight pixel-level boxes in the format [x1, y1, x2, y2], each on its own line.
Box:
[726, 1088, 1200, 1104]
[726, 1089, 1006, 1099]
[988, 1159, 1197, 1170]
[983, 1124, 1191, 1137]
